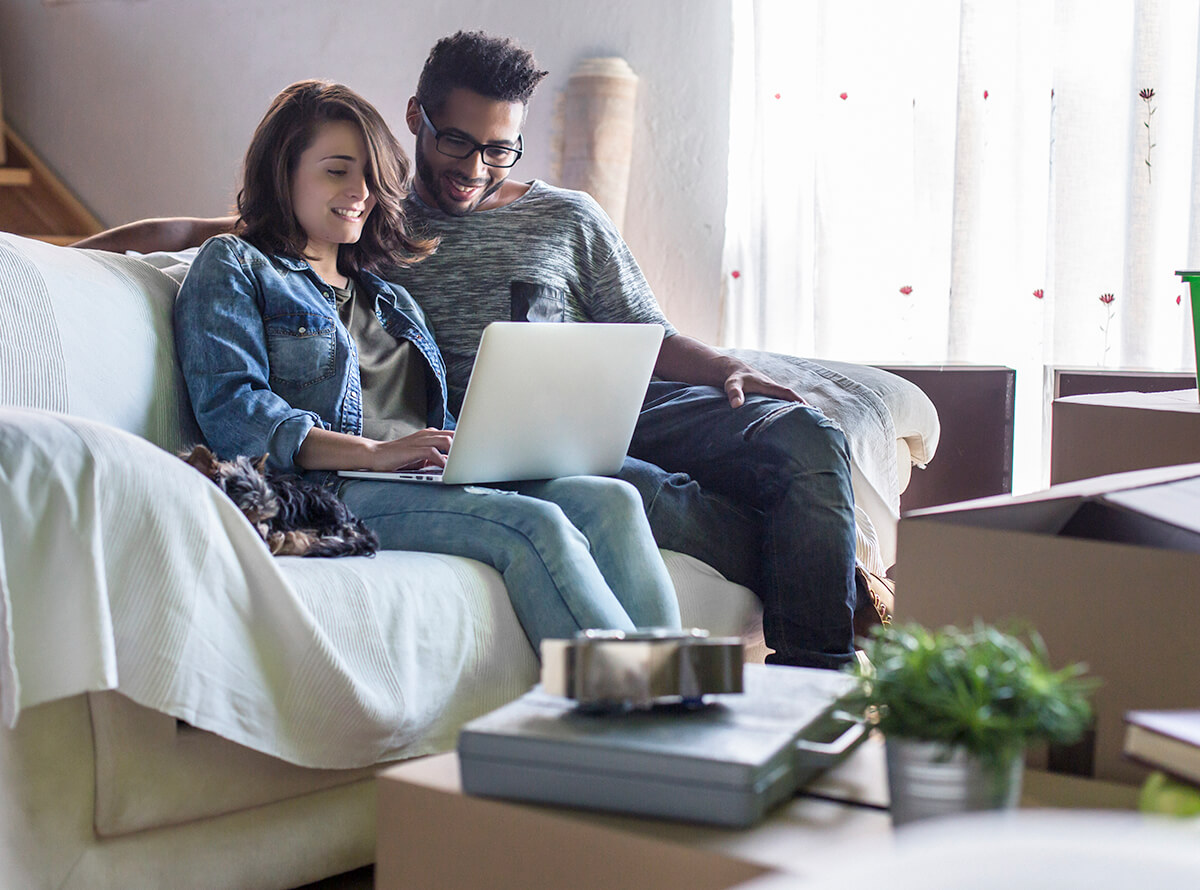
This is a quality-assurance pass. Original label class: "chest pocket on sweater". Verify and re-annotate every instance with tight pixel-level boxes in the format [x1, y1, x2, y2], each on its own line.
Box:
[510, 281, 566, 323]
[266, 314, 336, 388]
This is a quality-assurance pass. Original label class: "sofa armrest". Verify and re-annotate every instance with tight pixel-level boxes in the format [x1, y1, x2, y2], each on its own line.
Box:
[723, 349, 944, 572]
[724, 349, 941, 470]
[818, 360, 941, 467]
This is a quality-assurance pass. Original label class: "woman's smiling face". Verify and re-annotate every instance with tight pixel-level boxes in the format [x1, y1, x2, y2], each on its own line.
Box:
[290, 119, 377, 262]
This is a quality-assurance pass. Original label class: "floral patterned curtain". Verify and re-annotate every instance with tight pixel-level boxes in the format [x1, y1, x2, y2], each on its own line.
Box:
[724, 0, 1200, 490]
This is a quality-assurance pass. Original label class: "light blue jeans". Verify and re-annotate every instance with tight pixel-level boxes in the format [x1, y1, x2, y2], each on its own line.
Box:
[336, 474, 681, 653]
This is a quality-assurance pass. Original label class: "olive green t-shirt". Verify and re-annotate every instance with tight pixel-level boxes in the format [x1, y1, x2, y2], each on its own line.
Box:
[333, 279, 429, 441]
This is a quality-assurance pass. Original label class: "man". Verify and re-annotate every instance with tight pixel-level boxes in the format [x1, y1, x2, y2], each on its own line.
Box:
[75, 32, 866, 670]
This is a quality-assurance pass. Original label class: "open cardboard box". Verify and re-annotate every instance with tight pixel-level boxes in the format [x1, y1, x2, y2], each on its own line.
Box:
[895, 462, 1200, 784]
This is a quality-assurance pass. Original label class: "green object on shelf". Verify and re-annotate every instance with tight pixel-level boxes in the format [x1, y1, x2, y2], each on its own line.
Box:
[1138, 770, 1200, 817]
[1174, 271, 1200, 396]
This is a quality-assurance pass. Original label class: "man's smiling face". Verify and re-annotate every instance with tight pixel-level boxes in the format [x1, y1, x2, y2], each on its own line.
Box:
[407, 88, 525, 216]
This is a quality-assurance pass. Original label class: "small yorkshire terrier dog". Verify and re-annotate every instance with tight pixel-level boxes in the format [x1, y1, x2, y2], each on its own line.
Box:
[180, 445, 379, 558]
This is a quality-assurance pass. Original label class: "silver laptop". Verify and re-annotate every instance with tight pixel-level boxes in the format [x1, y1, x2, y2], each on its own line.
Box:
[337, 322, 663, 485]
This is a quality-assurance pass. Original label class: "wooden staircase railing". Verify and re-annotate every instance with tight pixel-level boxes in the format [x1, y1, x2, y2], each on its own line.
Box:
[0, 121, 103, 245]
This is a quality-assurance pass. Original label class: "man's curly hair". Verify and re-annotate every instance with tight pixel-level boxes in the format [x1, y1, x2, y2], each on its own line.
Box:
[416, 31, 549, 115]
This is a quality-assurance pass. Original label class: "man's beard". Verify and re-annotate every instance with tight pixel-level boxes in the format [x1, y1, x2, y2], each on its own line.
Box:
[414, 144, 502, 217]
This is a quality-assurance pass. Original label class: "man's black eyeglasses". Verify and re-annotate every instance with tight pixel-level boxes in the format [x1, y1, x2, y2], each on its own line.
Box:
[419, 105, 524, 169]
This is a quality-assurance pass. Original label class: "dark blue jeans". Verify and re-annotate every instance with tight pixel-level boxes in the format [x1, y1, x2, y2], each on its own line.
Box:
[618, 381, 858, 669]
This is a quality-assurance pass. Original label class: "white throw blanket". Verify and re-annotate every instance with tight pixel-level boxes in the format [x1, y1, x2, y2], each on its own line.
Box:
[0, 407, 508, 768]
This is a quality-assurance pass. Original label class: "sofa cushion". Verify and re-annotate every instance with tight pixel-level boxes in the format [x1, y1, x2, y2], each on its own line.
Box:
[0, 233, 199, 451]
[2, 694, 378, 890]
[89, 691, 378, 837]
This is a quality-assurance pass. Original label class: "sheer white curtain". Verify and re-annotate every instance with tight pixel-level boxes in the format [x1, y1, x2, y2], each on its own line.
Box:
[724, 0, 1200, 491]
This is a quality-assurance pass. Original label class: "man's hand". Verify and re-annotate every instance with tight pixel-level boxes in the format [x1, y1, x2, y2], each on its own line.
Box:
[723, 366, 806, 408]
[654, 332, 808, 409]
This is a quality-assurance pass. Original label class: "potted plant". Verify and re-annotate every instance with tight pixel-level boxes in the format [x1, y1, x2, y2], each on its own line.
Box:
[841, 622, 1096, 825]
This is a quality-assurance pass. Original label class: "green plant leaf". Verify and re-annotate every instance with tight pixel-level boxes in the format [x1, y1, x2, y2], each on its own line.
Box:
[840, 622, 1097, 773]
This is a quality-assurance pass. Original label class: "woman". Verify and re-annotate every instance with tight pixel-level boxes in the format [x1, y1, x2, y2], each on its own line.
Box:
[174, 80, 680, 650]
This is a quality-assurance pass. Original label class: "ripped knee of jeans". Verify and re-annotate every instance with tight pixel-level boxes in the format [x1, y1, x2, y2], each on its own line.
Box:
[742, 405, 851, 486]
[743, 402, 844, 443]
[463, 485, 519, 496]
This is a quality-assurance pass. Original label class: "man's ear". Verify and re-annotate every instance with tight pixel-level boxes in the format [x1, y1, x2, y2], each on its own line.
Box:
[405, 97, 422, 136]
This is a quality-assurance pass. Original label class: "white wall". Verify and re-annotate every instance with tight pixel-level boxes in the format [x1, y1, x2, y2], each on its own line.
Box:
[0, 0, 734, 342]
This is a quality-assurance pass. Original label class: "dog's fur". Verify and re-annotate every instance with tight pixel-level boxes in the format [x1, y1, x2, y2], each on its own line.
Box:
[180, 445, 379, 558]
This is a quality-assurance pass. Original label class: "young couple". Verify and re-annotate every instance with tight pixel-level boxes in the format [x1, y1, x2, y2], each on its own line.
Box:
[84, 31, 861, 670]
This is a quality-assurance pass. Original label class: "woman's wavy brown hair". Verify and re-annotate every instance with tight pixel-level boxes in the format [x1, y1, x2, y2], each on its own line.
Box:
[236, 80, 435, 275]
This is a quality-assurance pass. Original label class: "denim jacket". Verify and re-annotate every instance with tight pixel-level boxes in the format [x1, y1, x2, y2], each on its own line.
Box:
[174, 234, 453, 473]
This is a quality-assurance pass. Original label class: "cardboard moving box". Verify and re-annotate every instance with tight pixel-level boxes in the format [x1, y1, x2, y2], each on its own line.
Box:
[895, 463, 1200, 785]
[1051, 389, 1200, 485]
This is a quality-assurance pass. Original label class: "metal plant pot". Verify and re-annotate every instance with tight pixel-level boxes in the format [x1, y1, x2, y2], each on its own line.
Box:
[885, 737, 1023, 826]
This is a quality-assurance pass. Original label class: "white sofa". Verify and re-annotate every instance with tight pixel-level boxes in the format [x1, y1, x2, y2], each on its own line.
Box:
[0, 232, 937, 888]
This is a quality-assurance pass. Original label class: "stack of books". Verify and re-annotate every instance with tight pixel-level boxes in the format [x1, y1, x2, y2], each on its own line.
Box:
[1123, 710, 1200, 784]
[1124, 709, 1200, 816]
